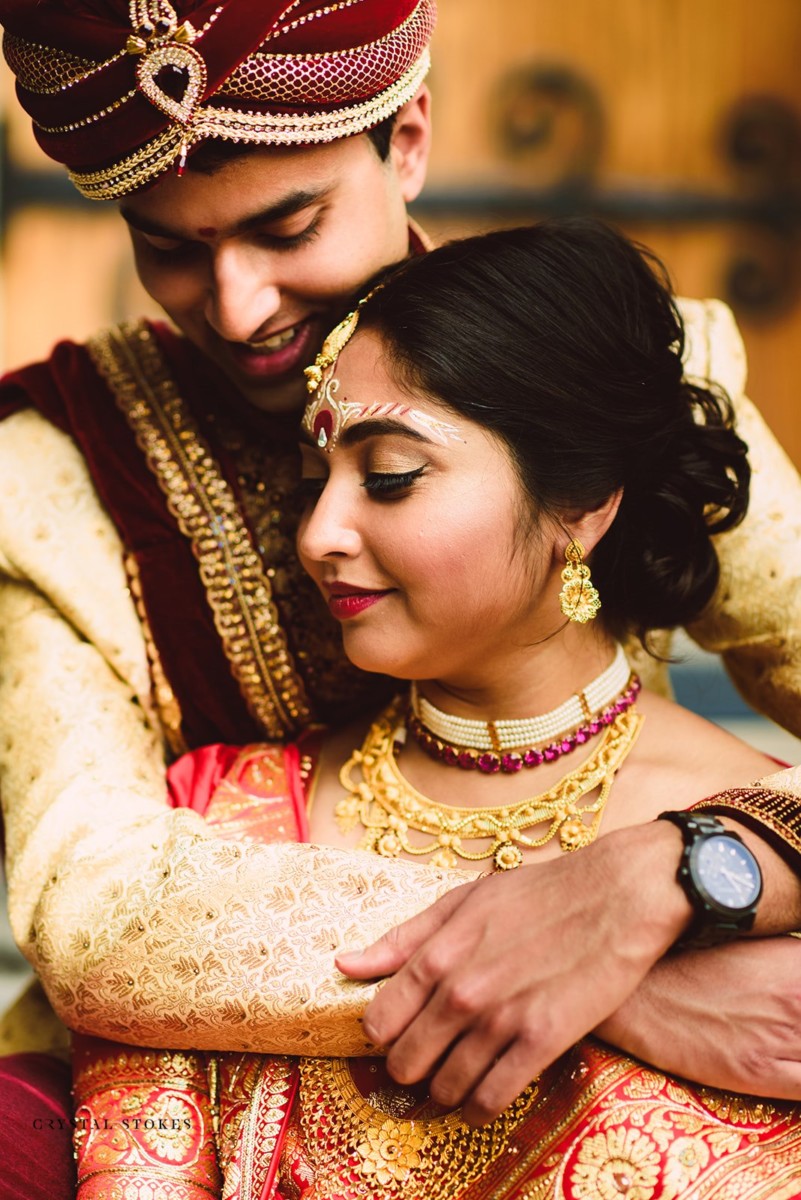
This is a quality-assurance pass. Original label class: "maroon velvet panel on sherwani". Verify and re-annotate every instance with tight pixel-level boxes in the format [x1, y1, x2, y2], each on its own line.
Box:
[0, 328, 264, 747]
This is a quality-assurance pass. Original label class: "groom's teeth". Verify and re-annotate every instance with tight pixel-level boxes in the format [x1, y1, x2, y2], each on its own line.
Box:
[250, 325, 297, 352]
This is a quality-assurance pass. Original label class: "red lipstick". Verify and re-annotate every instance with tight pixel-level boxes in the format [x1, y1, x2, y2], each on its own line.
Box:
[324, 582, 392, 620]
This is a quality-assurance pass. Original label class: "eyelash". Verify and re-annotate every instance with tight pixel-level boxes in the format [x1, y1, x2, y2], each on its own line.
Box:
[264, 219, 321, 252]
[142, 237, 194, 257]
[362, 465, 427, 496]
[297, 465, 427, 504]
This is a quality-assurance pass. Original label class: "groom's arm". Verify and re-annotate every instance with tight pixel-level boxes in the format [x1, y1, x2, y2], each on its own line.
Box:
[340, 809, 801, 1125]
[596, 933, 801, 1098]
[678, 299, 801, 738]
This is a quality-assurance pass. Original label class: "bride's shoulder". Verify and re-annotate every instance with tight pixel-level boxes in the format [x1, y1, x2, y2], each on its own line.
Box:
[617, 688, 776, 821]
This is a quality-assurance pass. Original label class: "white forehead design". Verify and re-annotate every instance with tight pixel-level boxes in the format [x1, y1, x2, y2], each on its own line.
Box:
[353, 402, 462, 446]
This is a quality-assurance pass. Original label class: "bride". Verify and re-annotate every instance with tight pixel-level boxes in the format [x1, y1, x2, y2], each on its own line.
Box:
[72, 220, 801, 1198]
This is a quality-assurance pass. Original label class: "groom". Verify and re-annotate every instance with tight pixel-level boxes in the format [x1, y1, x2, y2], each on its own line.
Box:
[0, 1, 800, 1192]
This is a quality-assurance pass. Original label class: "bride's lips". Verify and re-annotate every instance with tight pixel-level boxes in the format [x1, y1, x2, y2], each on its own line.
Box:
[222, 317, 320, 380]
[324, 581, 393, 620]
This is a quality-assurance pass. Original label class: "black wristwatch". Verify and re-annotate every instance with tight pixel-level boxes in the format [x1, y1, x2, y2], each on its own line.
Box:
[657, 811, 763, 950]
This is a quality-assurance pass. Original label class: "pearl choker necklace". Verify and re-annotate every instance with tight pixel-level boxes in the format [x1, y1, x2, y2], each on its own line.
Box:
[411, 644, 631, 751]
[407, 676, 640, 774]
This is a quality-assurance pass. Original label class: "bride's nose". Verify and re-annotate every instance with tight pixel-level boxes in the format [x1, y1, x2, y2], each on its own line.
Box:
[297, 484, 363, 562]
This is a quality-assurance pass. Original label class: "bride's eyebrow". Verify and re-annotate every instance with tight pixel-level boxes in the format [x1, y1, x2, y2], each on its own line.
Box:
[298, 418, 433, 450]
[339, 418, 433, 448]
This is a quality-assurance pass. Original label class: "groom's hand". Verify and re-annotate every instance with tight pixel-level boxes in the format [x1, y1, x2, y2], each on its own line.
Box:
[337, 821, 691, 1125]
[596, 936, 801, 1100]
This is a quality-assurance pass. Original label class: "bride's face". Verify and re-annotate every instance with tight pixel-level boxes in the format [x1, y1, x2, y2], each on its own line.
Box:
[297, 328, 561, 685]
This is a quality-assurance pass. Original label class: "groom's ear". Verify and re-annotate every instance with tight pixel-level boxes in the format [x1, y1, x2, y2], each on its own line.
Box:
[390, 87, 432, 204]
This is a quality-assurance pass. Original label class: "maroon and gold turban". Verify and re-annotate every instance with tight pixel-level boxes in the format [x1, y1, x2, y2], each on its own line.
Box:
[0, 0, 435, 200]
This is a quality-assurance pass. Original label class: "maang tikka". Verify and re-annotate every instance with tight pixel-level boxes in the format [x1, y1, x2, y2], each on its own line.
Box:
[301, 285, 462, 454]
[559, 538, 601, 623]
[302, 302, 367, 452]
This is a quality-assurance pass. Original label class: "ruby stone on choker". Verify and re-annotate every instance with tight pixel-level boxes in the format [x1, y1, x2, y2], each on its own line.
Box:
[408, 644, 640, 774]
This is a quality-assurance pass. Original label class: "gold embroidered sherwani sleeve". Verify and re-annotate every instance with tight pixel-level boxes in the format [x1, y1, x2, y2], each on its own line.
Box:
[690, 764, 801, 871]
[0, 410, 465, 1055]
[677, 298, 801, 738]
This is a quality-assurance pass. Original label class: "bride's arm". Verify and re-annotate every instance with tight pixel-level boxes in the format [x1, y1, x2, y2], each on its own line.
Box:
[595, 934, 801, 1099]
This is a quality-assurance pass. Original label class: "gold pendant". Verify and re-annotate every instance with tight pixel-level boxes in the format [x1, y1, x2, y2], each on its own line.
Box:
[337, 696, 643, 870]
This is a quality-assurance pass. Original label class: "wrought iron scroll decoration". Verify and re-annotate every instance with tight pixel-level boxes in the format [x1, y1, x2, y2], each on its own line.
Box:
[492, 65, 604, 195]
[719, 96, 801, 317]
[414, 66, 801, 320]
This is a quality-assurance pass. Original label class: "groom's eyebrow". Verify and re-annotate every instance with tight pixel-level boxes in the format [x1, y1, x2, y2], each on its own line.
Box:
[120, 186, 330, 240]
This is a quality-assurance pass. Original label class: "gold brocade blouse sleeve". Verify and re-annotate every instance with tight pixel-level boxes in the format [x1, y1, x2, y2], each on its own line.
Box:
[0, 410, 465, 1056]
[677, 298, 801, 737]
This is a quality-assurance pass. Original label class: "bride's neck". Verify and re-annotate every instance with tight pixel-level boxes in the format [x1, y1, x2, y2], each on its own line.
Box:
[415, 628, 619, 720]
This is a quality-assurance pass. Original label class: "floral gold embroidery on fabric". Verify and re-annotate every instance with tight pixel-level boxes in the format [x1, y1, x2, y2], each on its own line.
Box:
[72, 1041, 221, 1197]
[294, 1056, 539, 1197]
[529, 1042, 801, 1200]
[213, 1052, 296, 1199]
[570, 1127, 661, 1199]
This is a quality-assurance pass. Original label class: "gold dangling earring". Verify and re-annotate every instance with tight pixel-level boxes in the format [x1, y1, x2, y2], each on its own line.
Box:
[559, 538, 601, 623]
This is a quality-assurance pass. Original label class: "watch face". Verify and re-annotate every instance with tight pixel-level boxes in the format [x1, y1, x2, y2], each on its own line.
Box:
[691, 834, 763, 912]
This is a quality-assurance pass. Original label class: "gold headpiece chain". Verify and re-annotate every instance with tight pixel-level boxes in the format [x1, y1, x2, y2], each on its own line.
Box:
[303, 286, 382, 395]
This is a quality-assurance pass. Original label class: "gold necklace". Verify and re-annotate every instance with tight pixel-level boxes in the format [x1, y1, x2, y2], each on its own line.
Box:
[336, 695, 643, 871]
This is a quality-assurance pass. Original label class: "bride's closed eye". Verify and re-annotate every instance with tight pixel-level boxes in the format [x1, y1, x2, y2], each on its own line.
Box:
[296, 463, 428, 506]
[362, 464, 428, 498]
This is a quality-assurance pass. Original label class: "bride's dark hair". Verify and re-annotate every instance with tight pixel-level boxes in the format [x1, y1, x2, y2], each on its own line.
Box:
[357, 219, 750, 646]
